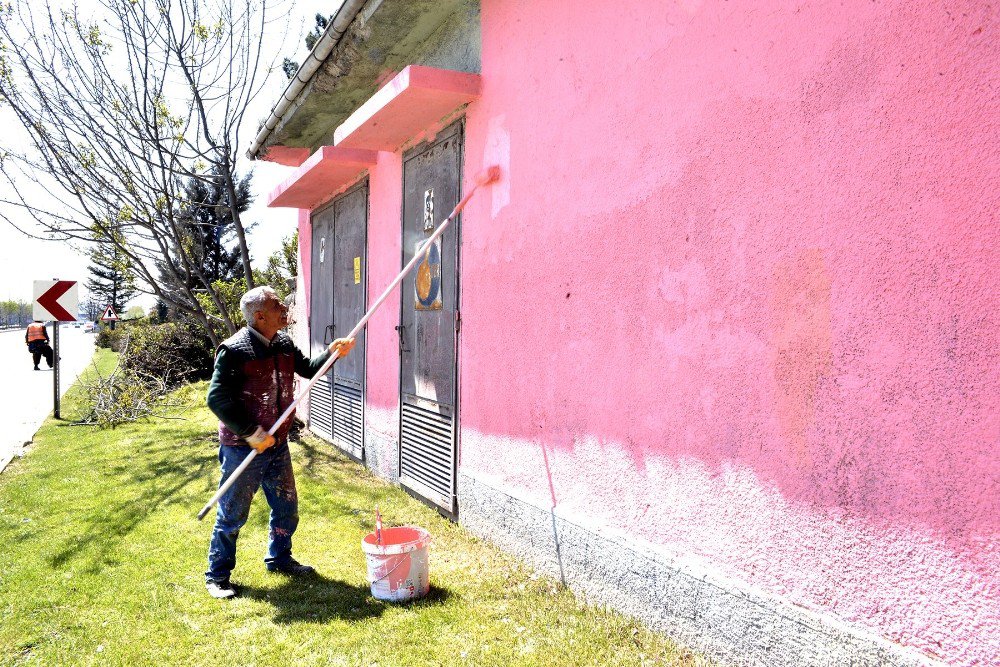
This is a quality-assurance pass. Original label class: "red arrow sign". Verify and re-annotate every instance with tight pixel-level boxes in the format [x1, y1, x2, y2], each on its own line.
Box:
[37, 280, 77, 321]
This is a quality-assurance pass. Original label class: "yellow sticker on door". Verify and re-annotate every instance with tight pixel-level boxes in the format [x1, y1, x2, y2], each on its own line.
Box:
[354, 257, 361, 284]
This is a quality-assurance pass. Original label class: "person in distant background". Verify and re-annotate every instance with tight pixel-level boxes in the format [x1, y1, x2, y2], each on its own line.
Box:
[24, 320, 53, 370]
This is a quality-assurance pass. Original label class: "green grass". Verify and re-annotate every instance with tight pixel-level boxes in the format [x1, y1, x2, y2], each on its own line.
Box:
[0, 348, 705, 666]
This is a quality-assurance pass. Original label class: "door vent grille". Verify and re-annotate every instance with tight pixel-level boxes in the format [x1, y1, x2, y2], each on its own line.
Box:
[400, 402, 454, 510]
[308, 374, 333, 440]
[332, 381, 363, 459]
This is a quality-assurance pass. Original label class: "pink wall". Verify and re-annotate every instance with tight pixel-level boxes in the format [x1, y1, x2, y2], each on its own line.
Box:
[297, 208, 310, 313]
[454, 1, 998, 664]
[363, 151, 403, 410]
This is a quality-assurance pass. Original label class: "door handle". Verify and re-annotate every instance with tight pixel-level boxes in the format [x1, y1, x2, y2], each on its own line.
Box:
[395, 324, 409, 352]
[324, 324, 334, 345]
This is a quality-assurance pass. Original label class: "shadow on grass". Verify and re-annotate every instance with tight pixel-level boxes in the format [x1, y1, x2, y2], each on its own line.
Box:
[241, 571, 452, 624]
[401, 583, 452, 608]
[46, 433, 215, 573]
[290, 434, 387, 501]
[294, 434, 352, 476]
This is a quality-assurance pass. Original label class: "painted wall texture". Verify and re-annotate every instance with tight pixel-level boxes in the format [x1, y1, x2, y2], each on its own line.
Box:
[361, 152, 404, 481]
[286, 0, 997, 663]
[452, 1, 997, 664]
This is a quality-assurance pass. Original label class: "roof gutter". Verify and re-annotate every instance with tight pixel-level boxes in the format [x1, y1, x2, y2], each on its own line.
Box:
[247, 0, 369, 161]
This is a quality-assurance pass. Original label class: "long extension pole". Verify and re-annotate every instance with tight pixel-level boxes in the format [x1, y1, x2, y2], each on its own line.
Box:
[198, 166, 501, 520]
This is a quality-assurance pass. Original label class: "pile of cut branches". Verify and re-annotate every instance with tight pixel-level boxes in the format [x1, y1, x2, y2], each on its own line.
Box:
[75, 336, 184, 429]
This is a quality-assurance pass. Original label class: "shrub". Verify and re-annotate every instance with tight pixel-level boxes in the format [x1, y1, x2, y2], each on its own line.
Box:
[119, 320, 215, 387]
[94, 322, 123, 350]
[79, 322, 214, 428]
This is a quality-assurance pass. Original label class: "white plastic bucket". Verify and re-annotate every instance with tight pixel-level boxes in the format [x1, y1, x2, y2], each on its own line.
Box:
[361, 525, 431, 602]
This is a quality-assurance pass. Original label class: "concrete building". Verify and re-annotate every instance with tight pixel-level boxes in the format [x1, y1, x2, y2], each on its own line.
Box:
[250, 2, 998, 664]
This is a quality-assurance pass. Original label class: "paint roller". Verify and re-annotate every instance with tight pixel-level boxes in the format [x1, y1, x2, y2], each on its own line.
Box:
[197, 166, 503, 520]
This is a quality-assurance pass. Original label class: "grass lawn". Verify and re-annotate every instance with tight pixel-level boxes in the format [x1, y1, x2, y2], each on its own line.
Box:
[0, 348, 705, 666]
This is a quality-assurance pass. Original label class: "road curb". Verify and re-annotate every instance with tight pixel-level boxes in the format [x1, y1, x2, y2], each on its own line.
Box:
[0, 437, 31, 475]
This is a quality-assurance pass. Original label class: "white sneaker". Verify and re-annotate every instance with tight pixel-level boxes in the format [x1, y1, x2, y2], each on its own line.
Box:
[206, 579, 237, 599]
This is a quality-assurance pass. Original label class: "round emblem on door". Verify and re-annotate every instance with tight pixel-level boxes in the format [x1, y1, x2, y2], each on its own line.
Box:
[415, 240, 442, 310]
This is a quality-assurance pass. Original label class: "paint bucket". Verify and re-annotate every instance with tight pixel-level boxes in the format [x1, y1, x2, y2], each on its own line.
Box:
[361, 525, 431, 602]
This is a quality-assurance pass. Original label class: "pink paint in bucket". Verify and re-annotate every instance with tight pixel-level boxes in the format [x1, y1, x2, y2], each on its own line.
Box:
[361, 525, 431, 602]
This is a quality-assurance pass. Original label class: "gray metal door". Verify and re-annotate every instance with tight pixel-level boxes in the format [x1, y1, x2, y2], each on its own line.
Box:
[398, 121, 462, 514]
[308, 205, 335, 440]
[330, 183, 367, 461]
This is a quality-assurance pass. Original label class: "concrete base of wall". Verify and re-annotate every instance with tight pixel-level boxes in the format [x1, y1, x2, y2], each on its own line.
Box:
[363, 427, 399, 483]
[458, 472, 939, 667]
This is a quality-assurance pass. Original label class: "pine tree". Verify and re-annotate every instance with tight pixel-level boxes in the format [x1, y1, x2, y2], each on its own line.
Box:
[282, 14, 331, 78]
[159, 167, 254, 301]
[304, 14, 330, 50]
[86, 223, 137, 315]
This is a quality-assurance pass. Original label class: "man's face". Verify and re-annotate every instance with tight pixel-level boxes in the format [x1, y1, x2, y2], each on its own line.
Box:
[254, 295, 289, 334]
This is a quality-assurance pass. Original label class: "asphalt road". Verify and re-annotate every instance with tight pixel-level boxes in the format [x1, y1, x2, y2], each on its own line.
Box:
[0, 325, 95, 473]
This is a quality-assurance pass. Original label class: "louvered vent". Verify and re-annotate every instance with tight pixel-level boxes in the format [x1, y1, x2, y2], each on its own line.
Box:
[332, 381, 363, 459]
[400, 402, 454, 511]
[309, 374, 333, 440]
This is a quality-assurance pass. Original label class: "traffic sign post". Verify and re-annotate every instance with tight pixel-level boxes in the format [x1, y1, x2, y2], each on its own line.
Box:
[33, 280, 78, 420]
[53, 323, 60, 418]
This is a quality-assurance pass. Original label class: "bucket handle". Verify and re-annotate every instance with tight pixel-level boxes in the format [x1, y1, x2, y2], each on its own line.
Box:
[370, 553, 411, 586]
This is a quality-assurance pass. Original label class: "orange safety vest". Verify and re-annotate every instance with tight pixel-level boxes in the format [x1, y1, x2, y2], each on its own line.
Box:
[26, 323, 47, 342]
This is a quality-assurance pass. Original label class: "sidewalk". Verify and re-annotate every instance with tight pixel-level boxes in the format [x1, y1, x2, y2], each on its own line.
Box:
[0, 327, 95, 474]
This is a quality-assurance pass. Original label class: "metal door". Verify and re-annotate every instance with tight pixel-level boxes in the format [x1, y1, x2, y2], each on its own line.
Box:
[398, 121, 463, 514]
[330, 183, 367, 461]
[308, 205, 335, 440]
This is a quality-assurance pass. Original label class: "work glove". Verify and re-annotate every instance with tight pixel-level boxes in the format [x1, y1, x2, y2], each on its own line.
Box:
[329, 337, 355, 358]
[245, 426, 275, 454]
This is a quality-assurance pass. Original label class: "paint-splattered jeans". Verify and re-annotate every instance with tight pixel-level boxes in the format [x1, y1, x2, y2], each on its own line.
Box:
[205, 441, 299, 583]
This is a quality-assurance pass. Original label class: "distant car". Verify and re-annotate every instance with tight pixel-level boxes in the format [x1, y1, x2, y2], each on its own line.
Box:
[84, 322, 96, 333]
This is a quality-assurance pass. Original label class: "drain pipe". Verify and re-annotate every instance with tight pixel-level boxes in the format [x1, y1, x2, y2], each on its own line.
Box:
[247, 0, 369, 161]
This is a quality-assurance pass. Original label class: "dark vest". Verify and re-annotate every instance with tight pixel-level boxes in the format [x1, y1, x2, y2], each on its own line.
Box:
[217, 327, 297, 447]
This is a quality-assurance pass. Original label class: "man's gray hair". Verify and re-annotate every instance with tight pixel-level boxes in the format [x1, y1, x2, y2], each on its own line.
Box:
[240, 286, 279, 324]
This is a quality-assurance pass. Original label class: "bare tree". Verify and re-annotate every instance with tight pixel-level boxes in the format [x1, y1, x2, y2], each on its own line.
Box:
[0, 0, 287, 345]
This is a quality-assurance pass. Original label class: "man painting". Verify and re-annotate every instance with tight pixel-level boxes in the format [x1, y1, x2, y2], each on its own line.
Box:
[204, 286, 354, 599]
